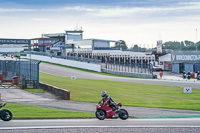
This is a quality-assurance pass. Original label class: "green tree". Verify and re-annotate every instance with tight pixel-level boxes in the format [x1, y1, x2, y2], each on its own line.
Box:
[197, 41, 200, 50]
[132, 44, 139, 51]
[184, 40, 195, 50]
[163, 41, 182, 50]
[114, 40, 128, 51]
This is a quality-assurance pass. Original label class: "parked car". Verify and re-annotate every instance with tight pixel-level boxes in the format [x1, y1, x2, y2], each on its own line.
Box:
[153, 65, 162, 71]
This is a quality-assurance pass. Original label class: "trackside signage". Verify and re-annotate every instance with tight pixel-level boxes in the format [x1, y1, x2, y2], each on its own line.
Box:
[172, 55, 200, 61]
[0, 38, 30, 44]
[184, 87, 192, 93]
[171, 51, 200, 63]
[71, 76, 76, 80]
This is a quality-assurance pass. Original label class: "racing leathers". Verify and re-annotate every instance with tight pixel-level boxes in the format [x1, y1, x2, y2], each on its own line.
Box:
[99, 95, 118, 112]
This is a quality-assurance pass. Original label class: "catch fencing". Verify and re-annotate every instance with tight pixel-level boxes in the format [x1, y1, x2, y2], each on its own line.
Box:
[102, 62, 153, 78]
[0, 60, 41, 88]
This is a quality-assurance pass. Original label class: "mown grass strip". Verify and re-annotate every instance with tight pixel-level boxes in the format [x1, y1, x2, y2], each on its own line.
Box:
[24, 89, 44, 93]
[40, 72, 200, 111]
[3, 103, 95, 119]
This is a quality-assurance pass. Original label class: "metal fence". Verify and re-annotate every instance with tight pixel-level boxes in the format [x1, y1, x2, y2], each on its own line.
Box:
[0, 60, 41, 88]
[101, 69, 153, 78]
[26, 51, 101, 64]
[102, 62, 153, 78]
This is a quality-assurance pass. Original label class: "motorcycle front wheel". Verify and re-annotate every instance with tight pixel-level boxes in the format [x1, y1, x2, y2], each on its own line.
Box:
[119, 109, 129, 120]
[95, 109, 106, 120]
[0, 109, 13, 121]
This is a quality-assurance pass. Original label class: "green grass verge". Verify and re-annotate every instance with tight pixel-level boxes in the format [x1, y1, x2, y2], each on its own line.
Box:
[2, 103, 95, 119]
[24, 89, 44, 93]
[40, 72, 200, 111]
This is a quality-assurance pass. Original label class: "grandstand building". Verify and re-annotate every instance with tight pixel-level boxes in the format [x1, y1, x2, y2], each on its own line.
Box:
[31, 29, 155, 65]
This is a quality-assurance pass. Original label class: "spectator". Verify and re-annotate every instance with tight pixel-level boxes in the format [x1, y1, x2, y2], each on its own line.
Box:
[183, 71, 186, 79]
[187, 71, 191, 80]
[160, 69, 163, 79]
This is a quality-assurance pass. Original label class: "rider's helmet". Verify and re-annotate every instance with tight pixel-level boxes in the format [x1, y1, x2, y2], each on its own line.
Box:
[101, 91, 107, 97]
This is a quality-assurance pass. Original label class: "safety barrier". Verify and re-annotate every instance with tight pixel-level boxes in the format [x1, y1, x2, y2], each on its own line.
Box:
[39, 82, 70, 100]
[101, 68, 153, 78]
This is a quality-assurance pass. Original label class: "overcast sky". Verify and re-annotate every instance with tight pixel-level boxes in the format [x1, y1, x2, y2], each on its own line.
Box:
[0, 0, 200, 47]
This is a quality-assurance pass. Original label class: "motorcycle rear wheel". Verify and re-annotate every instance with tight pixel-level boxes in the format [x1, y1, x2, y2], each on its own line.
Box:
[0, 109, 13, 121]
[95, 109, 106, 120]
[119, 109, 129, 120]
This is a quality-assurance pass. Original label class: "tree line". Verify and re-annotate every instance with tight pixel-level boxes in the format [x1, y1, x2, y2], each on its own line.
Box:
[114, 40, 200, 51]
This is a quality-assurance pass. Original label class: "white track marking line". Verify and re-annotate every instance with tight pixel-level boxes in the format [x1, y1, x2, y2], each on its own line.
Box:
[1, 125, 200, 130]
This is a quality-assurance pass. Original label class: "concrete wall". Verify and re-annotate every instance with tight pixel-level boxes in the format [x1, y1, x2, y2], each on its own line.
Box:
[172, 63, 179, 73]
[39, 82, 70, 100]
[25, 54, 101, 72]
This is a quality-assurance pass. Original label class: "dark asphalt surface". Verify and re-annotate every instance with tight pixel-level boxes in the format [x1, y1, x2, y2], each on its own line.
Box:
[1, 127, 200, 133]
[40, 63, 200, 89]
[1, 118, 200, 133]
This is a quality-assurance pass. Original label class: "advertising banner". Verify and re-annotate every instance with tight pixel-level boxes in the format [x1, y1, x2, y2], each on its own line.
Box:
[157, 40, 162, 54]
[0, 38, 30, 44]
[171, 51, 200, 63]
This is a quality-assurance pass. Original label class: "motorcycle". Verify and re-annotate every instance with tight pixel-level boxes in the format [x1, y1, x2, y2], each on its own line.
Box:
[0, 103, 12, 121]
[95, 102, 129, 120]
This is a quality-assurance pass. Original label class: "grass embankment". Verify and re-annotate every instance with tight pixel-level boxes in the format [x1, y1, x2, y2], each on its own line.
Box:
[2, 103, 95, 119]
[40, 72, 200, 111]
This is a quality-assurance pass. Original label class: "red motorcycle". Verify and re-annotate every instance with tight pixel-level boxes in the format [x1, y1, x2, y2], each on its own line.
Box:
[95, 101, 129, 120]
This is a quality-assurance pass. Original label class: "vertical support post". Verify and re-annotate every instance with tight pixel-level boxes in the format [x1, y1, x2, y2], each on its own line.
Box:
[124, 56, 126, 72]
[130, 57, 132, 72]
[29, 40, 31, 81]
[135, 57, 137, 73]
[141, 57, 143, 73]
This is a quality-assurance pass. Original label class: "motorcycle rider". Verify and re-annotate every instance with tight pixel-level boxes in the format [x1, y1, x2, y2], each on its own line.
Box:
[99, 91, 119, 118]
[197, 71, 200, 80]
[183, 71, 186, 79]
[187, 71, 191, 80]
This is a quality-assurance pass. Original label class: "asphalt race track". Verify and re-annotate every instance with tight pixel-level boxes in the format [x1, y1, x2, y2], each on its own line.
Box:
[1, 58, 200, 132]
[40, 63, 200, 89]
[1, 118, 200, 133]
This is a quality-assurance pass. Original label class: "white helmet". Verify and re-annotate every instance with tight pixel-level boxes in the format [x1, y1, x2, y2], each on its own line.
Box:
[101, 91, 107, 97]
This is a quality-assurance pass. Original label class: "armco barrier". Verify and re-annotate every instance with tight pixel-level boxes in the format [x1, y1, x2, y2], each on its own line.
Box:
[101, 68, 153, 78]
[39, 82, 70, 100]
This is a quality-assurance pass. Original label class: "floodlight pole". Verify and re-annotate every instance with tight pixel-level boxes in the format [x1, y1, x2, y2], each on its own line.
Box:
[29, 41, 31, 81]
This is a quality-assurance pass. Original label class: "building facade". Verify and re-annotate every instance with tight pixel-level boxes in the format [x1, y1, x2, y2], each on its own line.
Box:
[171, 51, 200, 73]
